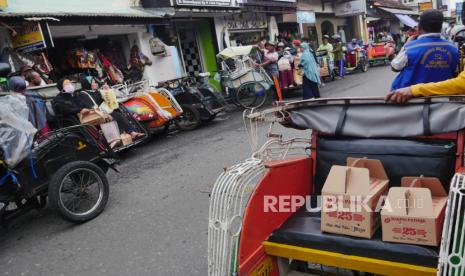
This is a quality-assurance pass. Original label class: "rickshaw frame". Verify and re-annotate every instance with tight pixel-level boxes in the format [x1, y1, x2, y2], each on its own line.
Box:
[209, 96, 465, 276]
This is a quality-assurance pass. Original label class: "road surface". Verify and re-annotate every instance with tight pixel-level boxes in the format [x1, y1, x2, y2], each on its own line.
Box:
[0, 66, 396, 276]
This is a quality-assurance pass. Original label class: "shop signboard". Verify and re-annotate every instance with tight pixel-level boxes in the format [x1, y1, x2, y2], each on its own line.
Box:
[175, 0, 236, 7]
[0, 0, 7, 8]
[225, 12, 267, 31]
[418, 1, 433, 12]
[11, 22, 53, 53]
[335, 0, 366, 17]
[296, 11, 316, 24]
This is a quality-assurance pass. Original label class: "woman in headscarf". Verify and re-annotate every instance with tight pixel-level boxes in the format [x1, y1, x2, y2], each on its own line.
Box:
[52, 78, 91, 121]
[79, 76, 144, 140]
[299, 42, 321, 99]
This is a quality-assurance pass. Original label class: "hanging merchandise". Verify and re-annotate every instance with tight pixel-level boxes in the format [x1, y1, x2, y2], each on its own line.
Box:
[102, 41, 127, 71]
[99, 53, 124, 84]
[67, 48, 99, 69]
[130, 45, 152, 71]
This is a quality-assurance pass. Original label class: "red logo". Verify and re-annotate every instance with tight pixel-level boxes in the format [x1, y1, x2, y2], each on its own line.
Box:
[384, 218, 391, 223]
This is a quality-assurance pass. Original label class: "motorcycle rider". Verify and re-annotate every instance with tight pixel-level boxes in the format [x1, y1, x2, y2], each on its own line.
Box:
[390, 9, 459, 90]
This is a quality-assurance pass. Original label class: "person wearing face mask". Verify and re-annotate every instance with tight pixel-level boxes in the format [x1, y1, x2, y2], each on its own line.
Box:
[79, 76, 144, 139]
[52, 78, 94, 123]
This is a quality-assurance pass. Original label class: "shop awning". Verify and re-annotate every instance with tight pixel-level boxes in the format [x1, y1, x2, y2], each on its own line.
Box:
[366, 17, 381, 22]
[378, 7, 419, 16]
[0, 0, 173, 19]
[394, 14, 418, 27]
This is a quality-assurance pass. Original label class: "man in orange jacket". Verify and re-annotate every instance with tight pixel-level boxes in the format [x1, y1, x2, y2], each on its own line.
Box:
[385, 70, 465, 103]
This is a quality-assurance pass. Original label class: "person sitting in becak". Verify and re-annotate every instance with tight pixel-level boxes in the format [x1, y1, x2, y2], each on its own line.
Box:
[390, 9, 459, 91]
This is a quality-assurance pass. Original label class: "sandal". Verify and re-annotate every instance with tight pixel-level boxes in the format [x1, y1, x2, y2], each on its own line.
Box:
[109, 139, 122, 149]
[130, 132, 145, 139]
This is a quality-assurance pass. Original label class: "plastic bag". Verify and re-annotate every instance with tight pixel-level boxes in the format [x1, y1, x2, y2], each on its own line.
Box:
[0, 94, 37, 167]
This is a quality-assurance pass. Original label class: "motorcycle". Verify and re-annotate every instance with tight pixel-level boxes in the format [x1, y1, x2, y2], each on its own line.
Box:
[113, 81, 183, 135]
[157, 76, 225, 131]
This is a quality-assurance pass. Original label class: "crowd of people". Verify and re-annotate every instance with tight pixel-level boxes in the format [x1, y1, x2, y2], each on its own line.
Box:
[5, 66, 144, 147]
[251, 35, 350, 100]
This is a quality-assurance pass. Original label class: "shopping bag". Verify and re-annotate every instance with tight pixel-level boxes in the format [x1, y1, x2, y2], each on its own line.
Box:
[100, 121, 120, 143]
[78, 109, 107, 125]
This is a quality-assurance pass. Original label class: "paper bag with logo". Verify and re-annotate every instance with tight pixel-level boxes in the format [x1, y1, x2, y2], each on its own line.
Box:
[321, 157, 389, 239]
[381, 176, 448, 246]
[78, 109, 107, 126]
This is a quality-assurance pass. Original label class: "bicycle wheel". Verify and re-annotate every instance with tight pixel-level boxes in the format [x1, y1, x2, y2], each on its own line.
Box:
[235, 82, 267, 109]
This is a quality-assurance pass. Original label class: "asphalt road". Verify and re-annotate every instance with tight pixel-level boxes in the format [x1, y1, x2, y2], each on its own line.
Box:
[0, 65, 397, 276]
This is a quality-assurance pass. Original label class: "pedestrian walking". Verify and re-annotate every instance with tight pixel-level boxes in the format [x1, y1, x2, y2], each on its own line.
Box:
[333, 35, 345, 79]
[299, 42, 321, 99]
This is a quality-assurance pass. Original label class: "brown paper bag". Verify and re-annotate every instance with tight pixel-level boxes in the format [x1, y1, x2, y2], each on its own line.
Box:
[78, 109, 107, 126]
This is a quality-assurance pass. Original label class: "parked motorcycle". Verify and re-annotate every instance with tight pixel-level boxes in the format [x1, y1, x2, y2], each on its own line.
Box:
[157, 76, 225, 131]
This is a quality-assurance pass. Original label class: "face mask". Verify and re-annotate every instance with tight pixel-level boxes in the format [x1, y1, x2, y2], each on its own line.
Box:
[63, 83, 75, 94]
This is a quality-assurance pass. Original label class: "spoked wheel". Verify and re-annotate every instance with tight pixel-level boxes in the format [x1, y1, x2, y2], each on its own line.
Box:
[175, 105, 201, 131]
[48, 161, 109, 223]
[236, 82, 267, 109]
[361, 59, 369, 72]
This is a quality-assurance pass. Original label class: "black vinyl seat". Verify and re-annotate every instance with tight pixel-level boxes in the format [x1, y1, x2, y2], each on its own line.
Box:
[268, 210, 439, 268]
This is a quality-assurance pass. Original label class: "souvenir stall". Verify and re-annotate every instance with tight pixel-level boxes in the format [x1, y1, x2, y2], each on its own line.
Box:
[0, 0, 176, 91]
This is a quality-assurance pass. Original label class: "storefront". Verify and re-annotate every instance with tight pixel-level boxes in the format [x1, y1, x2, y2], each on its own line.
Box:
[334, 0, 369, 43]
[213, 0, 297, 50]
[214, 11, 269, 49]
[366, 1, 418, 43]
[142, 0, 240, 78]
[0, 0, 177, 87]
[296, 0, 352, 46]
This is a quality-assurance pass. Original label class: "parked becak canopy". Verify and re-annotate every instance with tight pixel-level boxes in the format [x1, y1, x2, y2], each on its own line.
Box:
[217, 46, 254, 60]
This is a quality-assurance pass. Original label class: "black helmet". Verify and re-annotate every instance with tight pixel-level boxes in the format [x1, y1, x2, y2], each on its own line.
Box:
[0, 62, 11, 78]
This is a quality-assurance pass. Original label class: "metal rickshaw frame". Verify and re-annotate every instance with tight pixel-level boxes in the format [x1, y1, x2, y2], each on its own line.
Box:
[208, 96, 465, 276]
